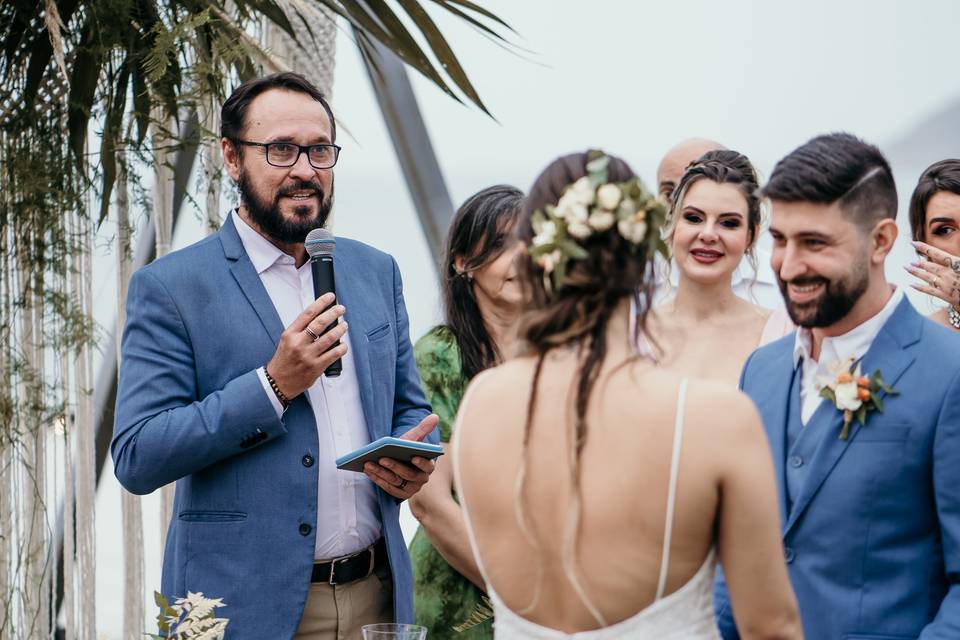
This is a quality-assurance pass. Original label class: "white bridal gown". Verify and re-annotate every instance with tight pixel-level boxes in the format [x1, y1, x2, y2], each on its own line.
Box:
[454, 380, 721, 639]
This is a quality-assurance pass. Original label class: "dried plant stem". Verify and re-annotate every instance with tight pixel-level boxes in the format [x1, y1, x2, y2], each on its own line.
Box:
[0, 201, 13, 635]
[61, 294, 75, 640]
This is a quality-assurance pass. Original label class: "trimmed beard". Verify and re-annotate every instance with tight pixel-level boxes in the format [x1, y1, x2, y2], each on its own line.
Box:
[778, 259, 870, 328]
[238, 171, 333, 244]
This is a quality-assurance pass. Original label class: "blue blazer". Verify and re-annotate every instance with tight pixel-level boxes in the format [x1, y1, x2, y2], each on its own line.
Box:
[716, 297, 960, 639]
[112, 215, 434, 638]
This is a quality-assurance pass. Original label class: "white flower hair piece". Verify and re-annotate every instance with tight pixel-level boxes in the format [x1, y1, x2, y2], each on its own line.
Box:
[529, 152, 669, 292]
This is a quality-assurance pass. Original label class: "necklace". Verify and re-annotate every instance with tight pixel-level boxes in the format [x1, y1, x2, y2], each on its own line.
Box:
[949, 306, 960, 330]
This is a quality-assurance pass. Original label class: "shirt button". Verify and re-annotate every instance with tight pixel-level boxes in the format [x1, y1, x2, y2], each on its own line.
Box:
[784, 547, 796, 563]
[302, 454, 314, 467]
[299, 523, 312, 536]
[789, 456, 804, 468]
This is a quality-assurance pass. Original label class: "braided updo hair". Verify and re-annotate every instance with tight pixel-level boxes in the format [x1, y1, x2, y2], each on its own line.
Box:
[665, 149, 764, 261]
[517, 151, 656, 351]
[516, 151, 657, 433]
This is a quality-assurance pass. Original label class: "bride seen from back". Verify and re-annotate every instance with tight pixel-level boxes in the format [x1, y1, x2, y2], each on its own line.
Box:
[452, 150, 802, 639]
[646, 150, 792, 385]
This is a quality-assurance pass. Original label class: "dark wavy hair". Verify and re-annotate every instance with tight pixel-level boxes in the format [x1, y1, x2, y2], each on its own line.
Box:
[442, 185, 524, 380]
[762, 132, 897, 228]
[909, 159, 960, 242]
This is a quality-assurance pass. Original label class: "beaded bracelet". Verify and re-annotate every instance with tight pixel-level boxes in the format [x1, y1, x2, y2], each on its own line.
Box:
[264, 367, 291, 408]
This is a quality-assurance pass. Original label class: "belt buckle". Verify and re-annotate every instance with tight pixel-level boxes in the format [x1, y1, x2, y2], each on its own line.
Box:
[327, 546, 375, 585]
[328, 555, 349, 585]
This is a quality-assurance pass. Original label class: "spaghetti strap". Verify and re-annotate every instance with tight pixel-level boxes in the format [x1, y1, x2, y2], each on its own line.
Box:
[451, 373, 494, 590]
[655, 378, 688, 601]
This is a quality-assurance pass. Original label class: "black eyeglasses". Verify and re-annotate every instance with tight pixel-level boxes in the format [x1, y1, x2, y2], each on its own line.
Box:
[234, 140, 341, 169]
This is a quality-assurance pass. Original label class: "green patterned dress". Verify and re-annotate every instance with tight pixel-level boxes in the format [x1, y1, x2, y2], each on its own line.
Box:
[409, 325, 493, 638]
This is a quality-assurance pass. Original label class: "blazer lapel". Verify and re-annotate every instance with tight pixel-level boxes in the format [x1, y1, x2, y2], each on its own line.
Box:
[331, 248, 378, 441]
[783, 296, 920, 535]
[219, 215, 285, 345]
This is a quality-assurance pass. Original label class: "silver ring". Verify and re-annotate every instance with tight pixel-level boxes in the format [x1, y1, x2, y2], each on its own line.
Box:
[397, 478, 408, 490]
[952, 260, 960, 274]
[304, 327, 320, 342]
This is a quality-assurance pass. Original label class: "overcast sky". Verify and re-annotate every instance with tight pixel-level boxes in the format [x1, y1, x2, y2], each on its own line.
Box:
[93, 2, 960, 634]
[326, 0, 960, 338]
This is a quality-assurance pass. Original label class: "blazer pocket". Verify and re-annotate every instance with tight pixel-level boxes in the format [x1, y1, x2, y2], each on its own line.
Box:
[178, 510, 247, 522]
[853, 424, 911, 443]
[365, 321, 392, 342]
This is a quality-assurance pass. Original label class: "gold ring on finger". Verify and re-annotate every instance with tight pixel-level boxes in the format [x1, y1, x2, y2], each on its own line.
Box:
[305, 327, 320, 342]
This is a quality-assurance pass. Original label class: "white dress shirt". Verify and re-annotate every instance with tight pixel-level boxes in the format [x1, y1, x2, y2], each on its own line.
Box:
[792, 287, 903, 424]
[233, 211, 380, 561]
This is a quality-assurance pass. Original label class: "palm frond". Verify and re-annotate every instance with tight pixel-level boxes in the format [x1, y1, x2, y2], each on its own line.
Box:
[3, 0, 516, 237]
[315, 0, 517, 115]
[395, 0, 489, 114]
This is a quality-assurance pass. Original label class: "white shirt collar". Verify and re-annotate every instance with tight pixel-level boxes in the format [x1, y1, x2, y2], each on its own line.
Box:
[231, 209, 296, 274]
[792, 286, 904, 369]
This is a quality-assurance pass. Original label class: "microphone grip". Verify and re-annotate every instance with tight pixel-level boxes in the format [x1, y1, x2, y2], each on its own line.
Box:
[310, 255, 342, 377]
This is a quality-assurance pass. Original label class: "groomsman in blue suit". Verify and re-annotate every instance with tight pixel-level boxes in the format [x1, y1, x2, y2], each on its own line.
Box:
[716, 133, 960, 638]
[113, 73, 439, 639]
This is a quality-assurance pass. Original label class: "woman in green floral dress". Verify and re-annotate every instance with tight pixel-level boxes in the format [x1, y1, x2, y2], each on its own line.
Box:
[409, 185, 525, 638]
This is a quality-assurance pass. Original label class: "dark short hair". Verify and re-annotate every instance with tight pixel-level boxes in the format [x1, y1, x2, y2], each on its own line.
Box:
[763, 132, 897, 228]
[908, 159, 960, 242]
[442, 185, 524, 379]
[220, 72, 336, 142]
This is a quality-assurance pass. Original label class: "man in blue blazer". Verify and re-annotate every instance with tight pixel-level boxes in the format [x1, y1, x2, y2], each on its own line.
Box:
[113, 73, 438, 639]
[715, 133, 960, 639]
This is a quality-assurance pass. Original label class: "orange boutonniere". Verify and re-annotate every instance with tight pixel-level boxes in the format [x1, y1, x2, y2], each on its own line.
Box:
[818, 358, 899, 440]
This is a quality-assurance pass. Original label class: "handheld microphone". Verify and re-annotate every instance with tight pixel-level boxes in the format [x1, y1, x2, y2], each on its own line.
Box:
[305, 228, 342, 377]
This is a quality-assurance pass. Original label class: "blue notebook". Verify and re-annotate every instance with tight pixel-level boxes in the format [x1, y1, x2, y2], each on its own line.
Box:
[336, 436, 444, 472]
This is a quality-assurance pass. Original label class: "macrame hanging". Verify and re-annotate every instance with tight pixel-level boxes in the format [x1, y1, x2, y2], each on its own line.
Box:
[152, 105, 177, 554]
[264, 4, 339, 99]
[72, 196, 97, 640]
[116, 150, 145, 640]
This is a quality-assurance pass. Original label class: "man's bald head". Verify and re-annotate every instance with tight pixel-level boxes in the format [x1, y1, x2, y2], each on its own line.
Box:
[657, 137, 726, 204]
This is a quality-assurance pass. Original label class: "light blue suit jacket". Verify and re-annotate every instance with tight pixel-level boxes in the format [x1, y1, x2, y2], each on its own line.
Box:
[112, 215, 434, 639]
[716, 297, 960, 639]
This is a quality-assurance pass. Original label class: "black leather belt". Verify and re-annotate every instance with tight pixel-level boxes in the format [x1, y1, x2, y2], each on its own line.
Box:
[312, 538, 387, 585]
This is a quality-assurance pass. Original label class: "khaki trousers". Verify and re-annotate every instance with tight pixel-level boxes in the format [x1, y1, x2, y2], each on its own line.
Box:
[294, 562, 393, 640]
